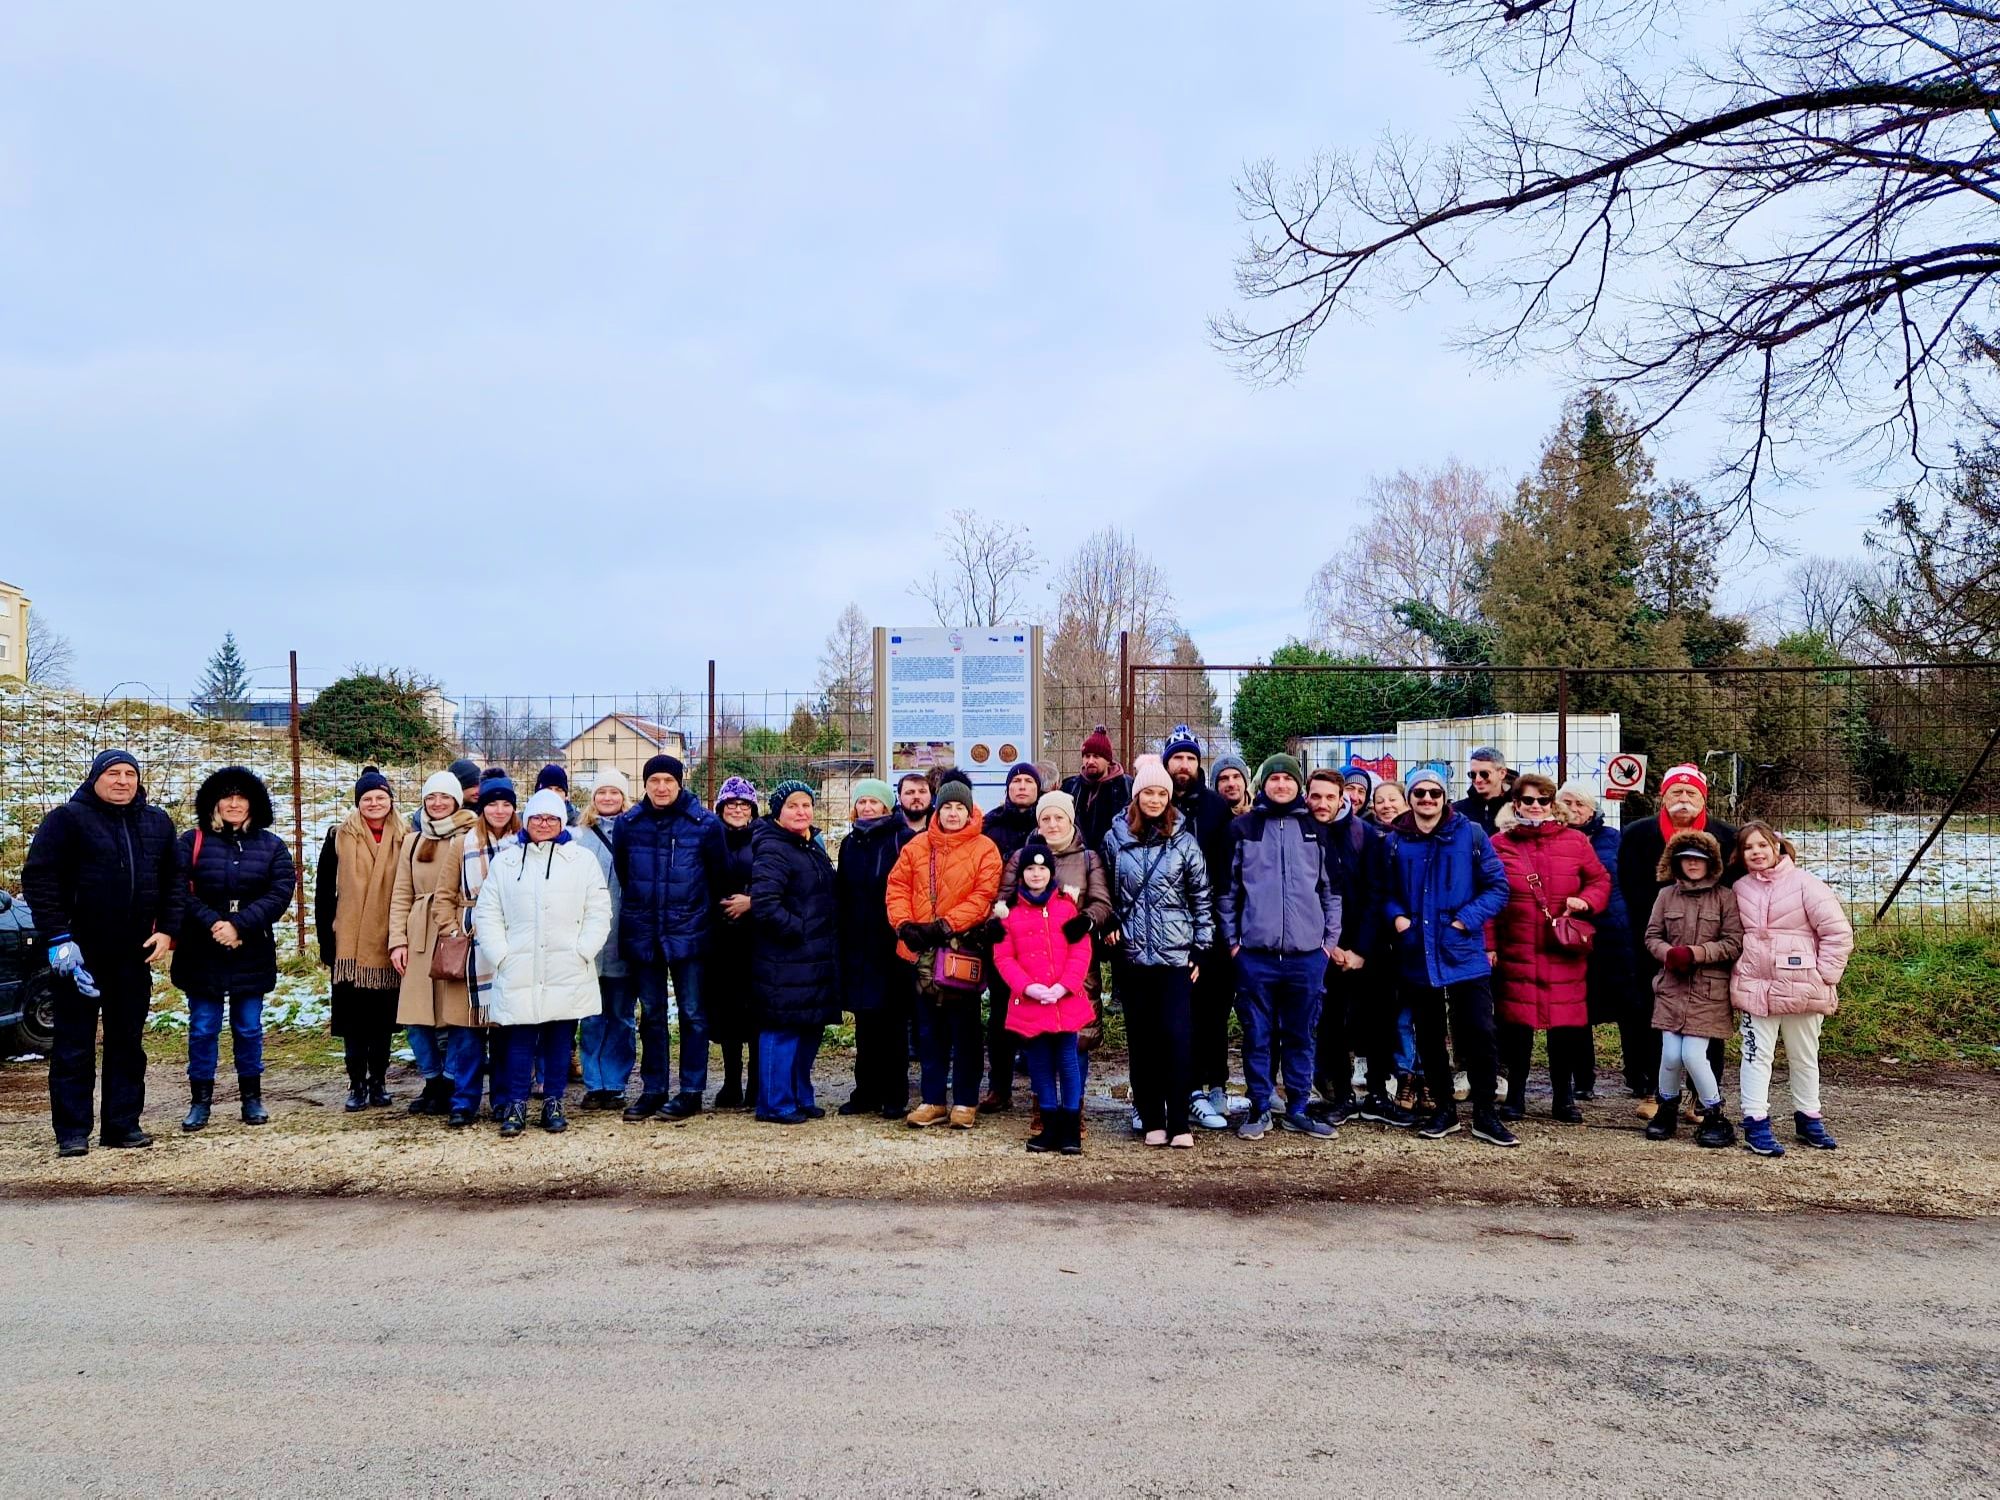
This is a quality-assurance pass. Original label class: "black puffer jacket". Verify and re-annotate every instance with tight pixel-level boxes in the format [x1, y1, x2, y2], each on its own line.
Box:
[750, 820, 841, 1029]
[835, 814, 913, 1013]
[171, 768, 296, 997]
[22, 751, 183, 967]
[979, 799, 1040, 868]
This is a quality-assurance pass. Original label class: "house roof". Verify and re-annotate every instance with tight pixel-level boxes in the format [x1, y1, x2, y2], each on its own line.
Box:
[562, 713, 686, 752]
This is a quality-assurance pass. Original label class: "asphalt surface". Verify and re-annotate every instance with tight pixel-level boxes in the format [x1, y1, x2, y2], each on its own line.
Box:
[2, 1199, 1995, 1498]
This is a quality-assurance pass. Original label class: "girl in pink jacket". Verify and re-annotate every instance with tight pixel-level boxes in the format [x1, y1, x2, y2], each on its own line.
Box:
[1729, 821, 1855, 1157]
[991, 839, 1096, 1156]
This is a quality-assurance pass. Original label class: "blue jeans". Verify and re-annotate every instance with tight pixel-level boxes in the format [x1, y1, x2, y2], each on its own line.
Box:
[1235, 950, 1325, 1116]
[445, 1025, 489, 1114]
[500, 1020, 576, 1109]
[406, 1022, 444, 1080]
[186, 994, 265, 1081]
[1021, 1031, 1082, 1112]
[636, 957, 708, 1097]
[577, 975, 637, 1094]
[916, 990, 983, 1107]
[1392, 997, 1417, 1075]
[756, 1027, 823, 1120]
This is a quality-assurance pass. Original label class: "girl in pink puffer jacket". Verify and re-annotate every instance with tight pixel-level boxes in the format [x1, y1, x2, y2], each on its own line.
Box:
[991, 838, 1096, 1156]
[1728, 821, 1855, 1157]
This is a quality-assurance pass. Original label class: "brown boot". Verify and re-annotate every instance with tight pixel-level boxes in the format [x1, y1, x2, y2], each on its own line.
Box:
[905, 1103, 950, 1128]
[1680, 1094, 1703, 1124]
[1029, 1106, 1044, 1137]
[977, 1090, 1011, 1114]
[949, 1105, 978, 1129]
[1634, 1096, 1660, 1121]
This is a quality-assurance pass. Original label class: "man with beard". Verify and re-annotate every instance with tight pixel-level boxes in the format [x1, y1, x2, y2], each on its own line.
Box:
[1060, 725, 1131, 857]
[1161, 725, 1238, 1130]
[896, 772, 933, 835]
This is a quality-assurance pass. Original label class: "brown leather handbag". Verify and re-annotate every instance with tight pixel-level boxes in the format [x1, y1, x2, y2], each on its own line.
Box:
[428, 925, 473, 982]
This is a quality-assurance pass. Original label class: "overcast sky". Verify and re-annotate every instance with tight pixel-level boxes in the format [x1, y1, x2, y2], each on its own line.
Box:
[4, 3, 1882, 700]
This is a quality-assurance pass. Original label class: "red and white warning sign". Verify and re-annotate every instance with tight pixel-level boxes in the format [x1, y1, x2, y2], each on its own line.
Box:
[1603, 752, 1648, 801]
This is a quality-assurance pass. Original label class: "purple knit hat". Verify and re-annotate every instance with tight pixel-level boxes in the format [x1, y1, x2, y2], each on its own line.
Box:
[717, 775, 759, 810]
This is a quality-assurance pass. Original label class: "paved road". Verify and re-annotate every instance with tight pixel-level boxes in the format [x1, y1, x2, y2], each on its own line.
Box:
[2, 1199, 1994, 1497]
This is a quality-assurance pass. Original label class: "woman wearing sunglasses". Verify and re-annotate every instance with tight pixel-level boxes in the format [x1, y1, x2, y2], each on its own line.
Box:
[1489, 773, 1610, 1124]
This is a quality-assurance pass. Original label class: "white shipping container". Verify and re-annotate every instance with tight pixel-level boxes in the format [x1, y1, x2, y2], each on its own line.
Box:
[1300, 713, 1626, 826]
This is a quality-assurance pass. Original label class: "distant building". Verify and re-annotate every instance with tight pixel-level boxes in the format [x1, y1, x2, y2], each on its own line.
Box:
[420, 690, 460, 743]
[562, 714, 689, 789]
[0, 579, 30, 682]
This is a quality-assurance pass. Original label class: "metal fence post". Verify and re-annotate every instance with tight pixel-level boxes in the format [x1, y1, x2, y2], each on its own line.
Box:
[1117, 629, 1132, 767]
[705, 658, 717, 805]
[288, 650, 306, 955]
[1555, 667, 1569, 787]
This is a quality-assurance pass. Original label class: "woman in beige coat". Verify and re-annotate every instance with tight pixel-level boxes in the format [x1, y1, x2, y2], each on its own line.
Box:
[390, 770, 481, 1117]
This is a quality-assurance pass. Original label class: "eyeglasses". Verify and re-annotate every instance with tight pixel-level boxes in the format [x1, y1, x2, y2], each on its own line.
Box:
[1517, 794, 1552, 806]
[1409, 788, 1444, 800]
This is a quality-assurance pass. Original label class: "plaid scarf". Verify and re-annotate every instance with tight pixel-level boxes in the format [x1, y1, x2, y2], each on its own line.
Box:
[463, 827, 509, 1009]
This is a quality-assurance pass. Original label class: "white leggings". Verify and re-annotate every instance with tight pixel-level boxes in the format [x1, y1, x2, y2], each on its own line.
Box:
[1656, 1031, 1721, 1107]
[1738, 1011, 1824, 1119]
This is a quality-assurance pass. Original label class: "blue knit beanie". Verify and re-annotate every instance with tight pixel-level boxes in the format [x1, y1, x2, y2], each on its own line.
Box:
[1163, 724, 1201, 762]
[769, 779, 815, 816]
[353, 765, 392, 804]
[476, 767, 517, 808]
[535, 763, 569, 794]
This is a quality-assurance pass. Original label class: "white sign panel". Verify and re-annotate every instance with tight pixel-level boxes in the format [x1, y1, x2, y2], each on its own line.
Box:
[880, 626, 1038, 809]
[1603, 751, 1648, 801]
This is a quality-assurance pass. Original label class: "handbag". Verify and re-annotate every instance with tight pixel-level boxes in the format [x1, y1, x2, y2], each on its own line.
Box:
[428, 927, 473, 982]
[1525, 871, 1594, 953]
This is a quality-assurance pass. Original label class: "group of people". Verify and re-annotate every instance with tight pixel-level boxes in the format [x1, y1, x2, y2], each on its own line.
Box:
[19, 727, 1853, 1163]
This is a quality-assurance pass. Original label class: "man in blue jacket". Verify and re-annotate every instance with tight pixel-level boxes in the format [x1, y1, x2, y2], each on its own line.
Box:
[1218, 753, 1341, 1141]
[1305, 769, 1410, 1128]
[22, 749, 183, 1156]
[1382, 765, 1516, 1147]
[614, 754, 726, 1121]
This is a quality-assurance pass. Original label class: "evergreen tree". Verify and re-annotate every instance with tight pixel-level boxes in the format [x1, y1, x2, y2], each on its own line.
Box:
[193, 631, 253, 720]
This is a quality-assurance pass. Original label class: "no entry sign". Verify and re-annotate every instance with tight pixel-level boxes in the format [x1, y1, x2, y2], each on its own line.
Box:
[1604, 752, 1648, 801]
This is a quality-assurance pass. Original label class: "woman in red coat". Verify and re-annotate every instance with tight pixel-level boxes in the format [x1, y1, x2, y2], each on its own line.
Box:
[1487, 773, 1610, 1124]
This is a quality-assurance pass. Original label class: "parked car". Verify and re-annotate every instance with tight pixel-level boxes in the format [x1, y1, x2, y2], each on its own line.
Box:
[0, 890, 55, 1056]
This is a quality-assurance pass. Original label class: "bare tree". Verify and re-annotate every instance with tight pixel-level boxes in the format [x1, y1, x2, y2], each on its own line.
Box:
[24, 612, 76, 687]
[637, 688, 695, 731]
[1214, 2, 2000, 529]
[1306, 459, 1502, 664]
[461, 699, 560, 768]
[1787, 555, 1879, 655]
[815, 602, 874, 751]
[1045, 528, 1182, 749]
[910, 509, 1039, 626]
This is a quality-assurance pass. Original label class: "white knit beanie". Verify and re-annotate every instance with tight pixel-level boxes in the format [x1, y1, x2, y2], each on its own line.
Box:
[421, 770, 464, 808]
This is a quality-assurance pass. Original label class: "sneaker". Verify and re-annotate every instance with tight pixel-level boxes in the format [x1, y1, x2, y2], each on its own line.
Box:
[1498, 1100, 1525, 1122]
[102, 1128, 153, 1149]
[1416, 1107, 1460, 1140]
[542, 1098, 568, 1134]
[1313, 1093, 1360, 1126]
[1206, 1085, 1230, 1117]
[1794, 1112, 1838, 1150]
[498, 1103, 527, 1139]
[906, 1104, 950, 1128]
[1470, 1109, 1519, 1148]
[1350, 1058, 1370, 1092]
[948, 1105, 978, 1129]
[1190, 1091, 1229, 1131]
[1742, 1115, 1786, 1157]
[1236, 1110, 1271, 1141]
[1452, 1071, 1471, 1102]
[800, 1105, 826, 1119]
[1358, 1092, 1414, 1128]
[1551, 1101, 1585, 1125]
[1279, 1110, 1335, 1139]
[1130, 1109, 1145, 1133]
[1223, 1093, 1253, 1117]
[622, 1091, 669, 1122]
[447, 1108, 476, 1128]
[836, 1094, 874, 1116]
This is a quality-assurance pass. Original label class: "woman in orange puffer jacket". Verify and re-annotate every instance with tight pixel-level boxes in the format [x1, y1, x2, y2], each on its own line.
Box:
[884, 779, 1002, 1129]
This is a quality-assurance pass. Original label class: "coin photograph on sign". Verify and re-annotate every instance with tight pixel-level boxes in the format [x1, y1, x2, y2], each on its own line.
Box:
[998, 743, 1018, 762]
[969, 743, 991, 764]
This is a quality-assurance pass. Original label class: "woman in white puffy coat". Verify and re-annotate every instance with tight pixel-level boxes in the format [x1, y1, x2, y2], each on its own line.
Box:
[474, 790, 612, 1137]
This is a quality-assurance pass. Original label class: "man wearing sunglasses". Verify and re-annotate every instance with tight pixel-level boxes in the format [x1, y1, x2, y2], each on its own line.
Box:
[1381, 765, 1516, 1146]
[1454, 746, 1510, 835]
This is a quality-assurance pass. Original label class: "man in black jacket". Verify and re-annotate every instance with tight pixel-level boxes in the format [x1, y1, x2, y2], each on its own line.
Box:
[23, 749, 183, 1156]
[1454, 746, 1510, 834]
[1060, 725, 1131, 856]
[1163, 725, 1238, 1129]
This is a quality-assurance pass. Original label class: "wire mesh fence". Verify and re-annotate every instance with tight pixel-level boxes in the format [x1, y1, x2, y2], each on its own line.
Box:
[6, 655, 1998, 939]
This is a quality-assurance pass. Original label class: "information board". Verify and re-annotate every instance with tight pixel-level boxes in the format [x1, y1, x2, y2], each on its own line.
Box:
[875, 625, 1043, 810]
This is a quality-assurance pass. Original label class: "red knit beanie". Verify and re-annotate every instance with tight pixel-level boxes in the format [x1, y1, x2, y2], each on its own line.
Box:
[1081, 724, 1115, 761]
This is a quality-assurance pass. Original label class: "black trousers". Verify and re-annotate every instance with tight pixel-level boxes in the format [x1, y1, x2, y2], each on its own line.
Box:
[1314, 959, 1394, 1098]
[49, 964, 150, 1145]
[343, 1030, 393, 1089]
[1499, 1022, 1590, 1110]
[1411, 975, 1499, 1111]
[853, 972, 912, 1108]
[1120, 961, 1193, 1136]
[1190, 944, 1235, 1089]
[985, 973, 1017, 1098]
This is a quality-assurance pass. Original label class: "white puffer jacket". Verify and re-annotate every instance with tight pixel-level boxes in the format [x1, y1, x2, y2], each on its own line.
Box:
[473, 834, 612, 1026]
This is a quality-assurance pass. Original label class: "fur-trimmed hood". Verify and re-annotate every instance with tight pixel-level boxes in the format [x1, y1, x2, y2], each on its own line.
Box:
[1657, 828, 1724, 885]
[195, 765, 276, 832]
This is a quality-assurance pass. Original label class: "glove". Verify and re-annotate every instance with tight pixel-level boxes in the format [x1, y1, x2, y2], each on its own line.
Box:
[1665, 944, 1695, 975]
[897, 922, 929, 948]
[928, 919, 954, 943]
[1061, 913, 1092, 942]
[48, 940, 99, 999]
[976, 917, 1006, 946]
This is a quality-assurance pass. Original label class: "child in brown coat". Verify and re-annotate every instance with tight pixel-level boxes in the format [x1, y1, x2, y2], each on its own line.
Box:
[1642, 830, 1743, 1148]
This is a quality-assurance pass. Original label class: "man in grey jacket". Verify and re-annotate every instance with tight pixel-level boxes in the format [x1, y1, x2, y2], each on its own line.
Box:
[1218, 753, 1341, 1141]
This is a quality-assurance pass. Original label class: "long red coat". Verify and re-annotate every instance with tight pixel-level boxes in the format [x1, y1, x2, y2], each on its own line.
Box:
[1488, 820, 1611, 1030]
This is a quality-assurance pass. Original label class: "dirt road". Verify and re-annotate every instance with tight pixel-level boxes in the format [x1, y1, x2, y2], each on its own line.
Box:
[3, 1055, 1998, 1216]
[1, 1197, 1994, 1498]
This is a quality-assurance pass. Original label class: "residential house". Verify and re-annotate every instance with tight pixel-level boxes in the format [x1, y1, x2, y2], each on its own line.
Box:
[561, 713, 689, 789]
[0, 580, 29, 682]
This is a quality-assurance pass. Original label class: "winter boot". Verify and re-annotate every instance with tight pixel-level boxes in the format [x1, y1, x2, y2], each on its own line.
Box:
[1026, 1108, 1059, 1153]
[239, 1075, 269, 1126]
[181, 1079, 214, 1132]
[1550, 1083, 1584, 1125]
[1059, 1108, 1084, 1156]
[407, 1076, 450, 1116]
[1470, 1105, 1519, 1148]
[1742, 1114, 1785, 1156]
[498, 1102, 528, 1139]
[366, 1036, 393, 1108]
[343, 1039, 368, 1112]
[1794, 1112, 1838, 1150]
[1694, 1102, 1736, 1149]
[1644, 1094, 1680, 1141]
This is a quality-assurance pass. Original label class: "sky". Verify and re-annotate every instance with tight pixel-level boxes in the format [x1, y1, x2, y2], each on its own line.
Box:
[2, 3, 1886, 701]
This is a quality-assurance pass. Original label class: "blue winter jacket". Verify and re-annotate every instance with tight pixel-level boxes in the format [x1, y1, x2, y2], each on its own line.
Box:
[613, 790, 726, 965]
[1381, 805, 1509, 988]
[1217, 794, 1341, 957]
